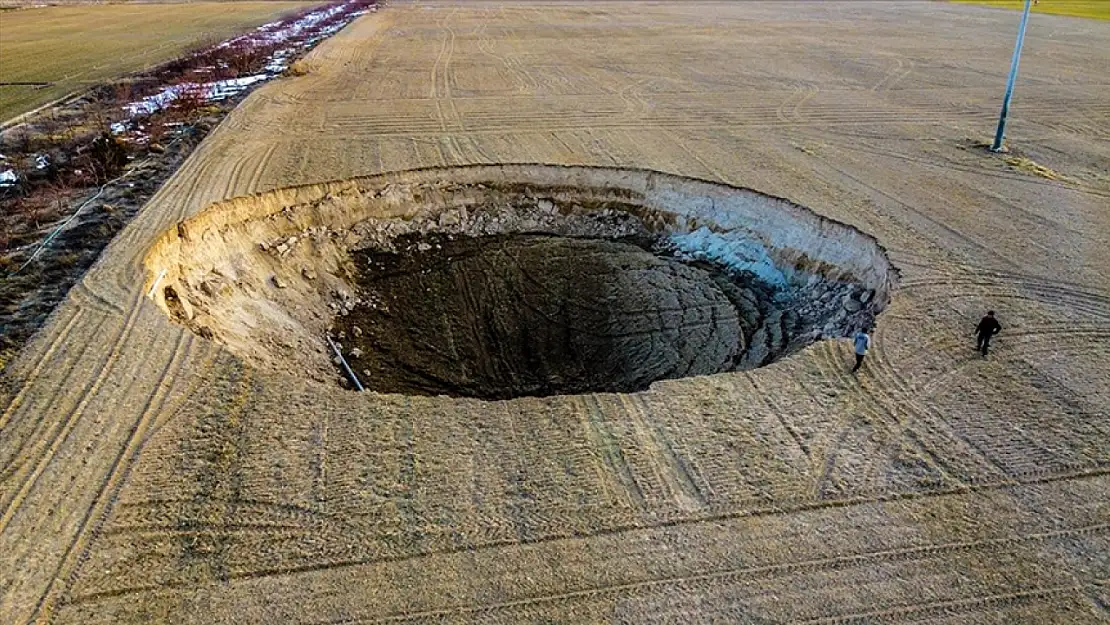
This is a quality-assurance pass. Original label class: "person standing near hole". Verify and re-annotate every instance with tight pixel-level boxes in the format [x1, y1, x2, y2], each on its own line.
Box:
[851, 327, 871, 373]
[976, 310, 1002, 357]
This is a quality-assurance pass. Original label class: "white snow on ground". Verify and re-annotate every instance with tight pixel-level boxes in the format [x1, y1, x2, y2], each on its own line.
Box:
[0, 169, 18, 188]
[218, 4, 347, 49]
[124, 75, 269, 116]
[116, 2, 369, 121]
[669, 228, 788, 288]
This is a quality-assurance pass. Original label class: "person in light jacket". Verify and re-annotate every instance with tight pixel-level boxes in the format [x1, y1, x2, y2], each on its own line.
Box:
[851, 328, 871, 373]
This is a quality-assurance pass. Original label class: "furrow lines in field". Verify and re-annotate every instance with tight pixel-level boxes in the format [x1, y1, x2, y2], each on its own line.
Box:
[0, 308, 85, 431]
[795, 585, 1080, 624]
[333, 524, 1107, 624]
[0, 313, 113, 484]
[35, 331, 201, 623]
[0, 302, 137, 529]
[57, 467, 1110, 606]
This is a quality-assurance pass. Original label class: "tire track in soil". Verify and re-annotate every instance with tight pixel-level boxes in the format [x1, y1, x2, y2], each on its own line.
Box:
[54, 467, 1110, 606]
[473, 9, 536, 95]
[243, 143, 279, 195]
[328, 523, 1108, 624]
[870, 55, 913, 94]
[51, 348, 235, 609]
[99, 497, 334, 540]
[253, 104, 1009, 137]
[0, 308, 85, 430]
[577, 394, 647, 511]
[0, 313, 113, 484]
[67, 281, 127, 318]
[30, 331, 203, 624]
[912, 325, 1110, 401]
[808, 339, 1003, 495]
[743, 372, 813, 463]
[805, 341, 894, 496]
[618, 393, 706, 511]
[429, 8, 459, 136]
[640, 389, 726, 505]
[569, 395, 624, 510]
[0, 294, 145, 533]
[660, 128, 728, 183]
[900, 273, 1110, 323]
[864, 323, 1016, 483]
[437, 20, 470, 167]
[218, 145, 261, 201]
[796, 585, 1083, 625]
[835, 318, 1110, 486]
[830, 142, 1110, 200]
[814, 157, 1025, 272]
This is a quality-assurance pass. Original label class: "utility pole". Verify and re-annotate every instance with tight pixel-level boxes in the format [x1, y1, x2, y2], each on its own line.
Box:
[991, 0, 1033, 152]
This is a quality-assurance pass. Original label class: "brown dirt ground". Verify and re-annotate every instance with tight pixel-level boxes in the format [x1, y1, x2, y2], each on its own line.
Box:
[1, 1, 1109, 623]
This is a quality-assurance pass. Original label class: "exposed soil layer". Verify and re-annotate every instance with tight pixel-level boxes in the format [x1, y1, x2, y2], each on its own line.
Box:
[339, 233, 761, 398]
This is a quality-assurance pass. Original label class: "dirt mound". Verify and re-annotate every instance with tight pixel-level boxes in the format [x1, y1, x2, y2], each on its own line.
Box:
[143, 165, 897, 394]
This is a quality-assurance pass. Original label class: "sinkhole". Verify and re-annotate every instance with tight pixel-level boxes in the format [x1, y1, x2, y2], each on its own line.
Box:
[144, 165, 896, 399]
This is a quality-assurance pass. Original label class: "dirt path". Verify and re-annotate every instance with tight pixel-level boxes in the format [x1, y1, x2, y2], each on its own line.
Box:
[1, 2, 1108, 623]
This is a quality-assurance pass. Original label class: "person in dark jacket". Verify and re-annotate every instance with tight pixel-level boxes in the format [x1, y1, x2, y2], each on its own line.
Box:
[976, 310, 1002, 356]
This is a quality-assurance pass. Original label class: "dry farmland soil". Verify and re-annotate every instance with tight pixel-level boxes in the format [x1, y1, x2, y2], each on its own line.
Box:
[2, 1, 1109, 624]
[0, 1, 317, 121]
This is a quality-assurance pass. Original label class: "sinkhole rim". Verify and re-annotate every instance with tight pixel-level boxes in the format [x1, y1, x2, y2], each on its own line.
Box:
[143, 164, 898, 399]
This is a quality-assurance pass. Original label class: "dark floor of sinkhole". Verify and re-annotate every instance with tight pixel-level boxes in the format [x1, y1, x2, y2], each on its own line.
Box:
[330, 233, 800, 399]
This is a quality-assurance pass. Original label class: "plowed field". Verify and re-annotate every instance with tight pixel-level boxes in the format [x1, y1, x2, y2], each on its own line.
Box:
[2, 1, 1109, 623]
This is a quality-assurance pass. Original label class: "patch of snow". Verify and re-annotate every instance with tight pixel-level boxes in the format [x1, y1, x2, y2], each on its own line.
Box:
[217, 4, 348, 50]
[35, 154, 50, 170]
[124, 74, 269, 115]
[670, 227, 788, 288]
[115, 2, 372, 121]
[0, 169, 18, 187]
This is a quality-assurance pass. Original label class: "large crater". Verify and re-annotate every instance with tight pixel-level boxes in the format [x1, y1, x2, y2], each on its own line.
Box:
[144, 165, 896, 398]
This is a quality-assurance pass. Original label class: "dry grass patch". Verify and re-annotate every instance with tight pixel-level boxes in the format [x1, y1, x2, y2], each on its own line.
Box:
[951, 0, 1110, 21]
[1004, 155, 1066, 180]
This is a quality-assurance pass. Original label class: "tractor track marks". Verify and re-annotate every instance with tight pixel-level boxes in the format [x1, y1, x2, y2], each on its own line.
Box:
[319, 523, 1108, 624]
[0, 294, 146, 533]
[53, 462, 1110, 608]
[31, 332, 202, 624]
